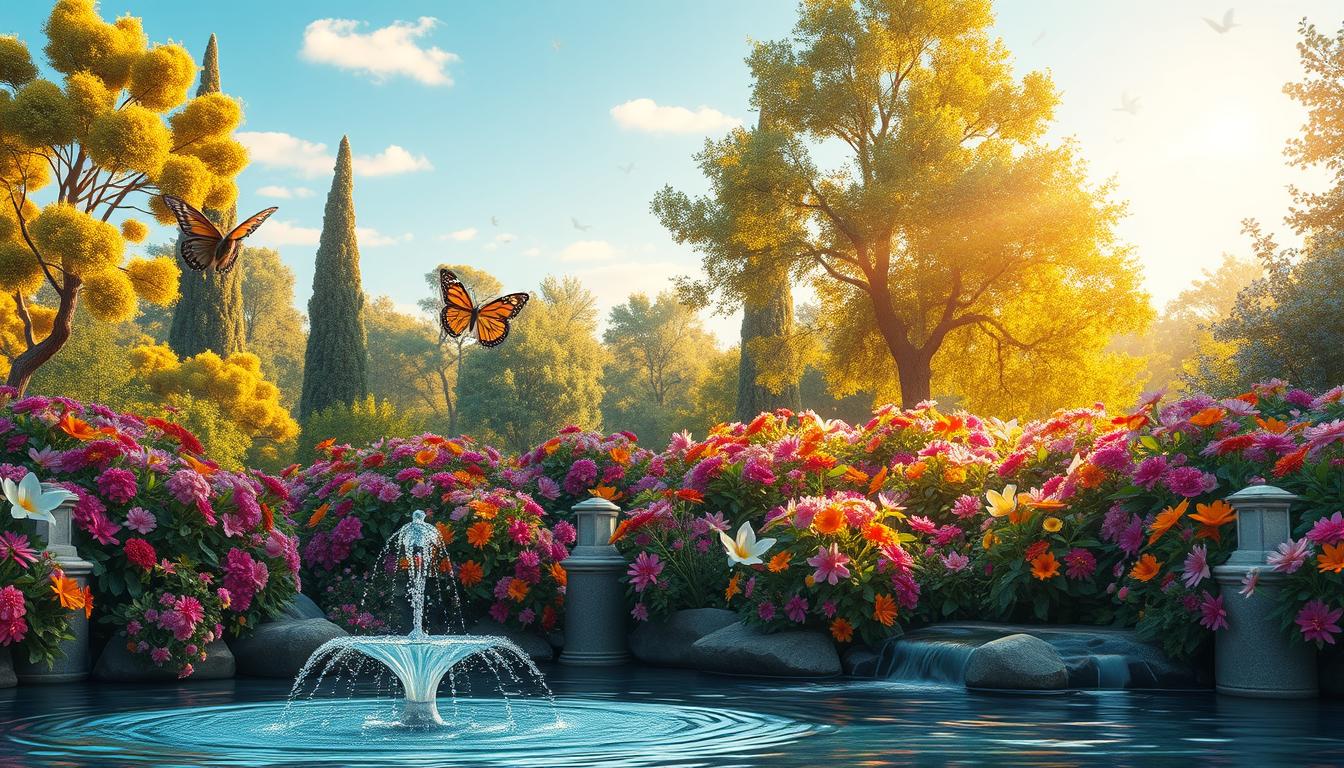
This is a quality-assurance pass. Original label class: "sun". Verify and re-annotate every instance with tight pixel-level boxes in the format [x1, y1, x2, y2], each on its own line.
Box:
[1199, 110, 1259, 155]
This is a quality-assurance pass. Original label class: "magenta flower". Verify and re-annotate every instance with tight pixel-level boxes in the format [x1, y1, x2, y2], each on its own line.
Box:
[0, 532, 37, 567]
[124, 507, 156, 535]
[1163, 466, 1216, 497]
[1267, 537, 1311, 574]
[1063, 547, 1097, 580]
[940, 551, 970, 572]
[785, 595, 808, 623]
[1306, 512, 1344, 546]
[742, 456, 776, 486]
[807, 543, 851, 585]
[562, 459, 598, 495]
[1295, 600, 1343, 645]
[1182, 544, 1210, 589]
[1198, 592, 1228, 631]
[630, 603, 649, 622]
[95, 467, 139, 504]
[626, 552, 663, 593]
[757, 601, 776, 621]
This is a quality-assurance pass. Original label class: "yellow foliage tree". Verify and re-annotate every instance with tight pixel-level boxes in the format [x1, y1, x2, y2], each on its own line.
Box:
[0, 1, 249, 393]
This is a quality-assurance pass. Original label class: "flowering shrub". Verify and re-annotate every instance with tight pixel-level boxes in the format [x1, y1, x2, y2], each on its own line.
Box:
[0, 390, 300, 675]
[113, 560, 224, 678]
[611, 493, 732, 622]
[0, 534, 79, 667]
[508, 427, 651, 514]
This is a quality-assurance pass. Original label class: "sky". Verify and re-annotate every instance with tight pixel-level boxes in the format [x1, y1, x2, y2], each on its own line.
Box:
[5, 1, 1340, 344]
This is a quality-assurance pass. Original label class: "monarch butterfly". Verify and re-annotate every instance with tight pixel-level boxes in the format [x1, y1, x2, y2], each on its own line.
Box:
[437, 268, 529, 348]
[161, 195, 278, 273]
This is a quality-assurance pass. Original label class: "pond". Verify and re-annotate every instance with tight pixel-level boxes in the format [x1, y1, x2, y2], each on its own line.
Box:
[2, 665, 1342, 767]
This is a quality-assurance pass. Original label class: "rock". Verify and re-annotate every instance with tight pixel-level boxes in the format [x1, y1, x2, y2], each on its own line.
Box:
[965, 633, 1068, 690]
[94, 638, 234, 682]
[629, 608, 739, 668]
[842, 646, 880, 677]
[689, 621, 841, 677]
[0, 646, 15, 688]
[229, 618, 348, 678]
[273, 593, 327, 622]
[468, 620, 553, 663]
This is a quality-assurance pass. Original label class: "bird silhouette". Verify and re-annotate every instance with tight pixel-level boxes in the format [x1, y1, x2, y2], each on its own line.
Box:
[571, 217, 592, 232]
[551, 39, 563, 51]
[1114, 91, 1141, 116]
[1203, 9, 1238, 34]
[1032, 30, 1046, 46]
[490, 215, 500, 227]
[618, 162, 636, 175]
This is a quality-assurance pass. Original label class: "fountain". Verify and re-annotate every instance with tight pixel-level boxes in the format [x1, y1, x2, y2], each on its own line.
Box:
[292, 510, 547, 728]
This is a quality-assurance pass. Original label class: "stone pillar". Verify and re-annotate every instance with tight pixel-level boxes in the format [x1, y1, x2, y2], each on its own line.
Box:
[560, 497, 630, 666]
[1211, 484, 1317, 698]
[15, 490, 92, 684]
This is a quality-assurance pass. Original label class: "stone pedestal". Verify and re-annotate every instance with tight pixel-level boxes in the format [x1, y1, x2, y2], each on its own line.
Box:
[15, 492, 92, 684]
[560, 497, 630, 666]
[1212, 485, 1317, 698]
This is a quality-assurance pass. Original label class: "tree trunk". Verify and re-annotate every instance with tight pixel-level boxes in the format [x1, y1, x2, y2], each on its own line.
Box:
[867, 284, 933, 408]
[735, 273, 801, 421]
[6, 282, 81, 396]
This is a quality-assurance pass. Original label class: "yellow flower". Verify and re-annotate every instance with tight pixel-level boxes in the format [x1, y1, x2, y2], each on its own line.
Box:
[982, 531, 1000, 550]
[1042, 516, 1063, 533]
[985, 485, 1018, 517]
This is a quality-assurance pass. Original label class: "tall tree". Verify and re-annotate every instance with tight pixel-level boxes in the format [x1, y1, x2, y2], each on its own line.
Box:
[167, 33, 246, 359]
[457, 276, 604, 453]
[240, 246, 304, 409]
[299, 136, 368, 422]
[416, 264, 501, 434]
[657, 0, 1148, 409]
[365, 295, 445, 419]
[0, 3, 248, 392]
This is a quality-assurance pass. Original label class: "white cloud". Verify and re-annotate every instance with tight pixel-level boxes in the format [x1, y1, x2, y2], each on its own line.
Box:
[522, 247, 541, 257]
[238, 132, 432, 178]
[252, 220, 321, 247]
[610, 98, 742, 134]
[494, 233, 516, 243]
[558, 239, 619, 262]
[440, 227, 477, 241]
[256, 185, 314, 199]
[358, 227, 413, 246]
[301, 17, 459, 86]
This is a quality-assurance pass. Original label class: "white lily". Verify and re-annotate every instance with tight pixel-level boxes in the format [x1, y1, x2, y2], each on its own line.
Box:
[4, 472, 73, 525]
[719, 522, 776, 566]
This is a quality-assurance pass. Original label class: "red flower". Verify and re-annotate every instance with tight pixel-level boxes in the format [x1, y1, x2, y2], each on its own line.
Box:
[145, 417, 205, 455]
[1024, 540, 1051, 562]
[124, 538, 157, 571]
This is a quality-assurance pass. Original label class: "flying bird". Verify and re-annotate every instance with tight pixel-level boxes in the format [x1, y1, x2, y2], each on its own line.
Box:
[571, 217, 592, 232]
[490, 215, 500, 227]
[1032, 30, 1046, 46]
[1203, 9, 1238, 34]
[551, 39, 563, 51]
[618, 162, 636, 175]
[1114, 91, 1141, 116]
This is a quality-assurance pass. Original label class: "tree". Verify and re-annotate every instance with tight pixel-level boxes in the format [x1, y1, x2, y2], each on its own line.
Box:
[365, 295, 445, 420]
[415, 264, 501, 434]
[298, 395, 426, 463]
[601, 291, 719, 439]
[1283, 19, 1344, 238]
[166, 33, 246, 359]
[656, 0, 1148, 409]
[299, 136, 368, 422]
[240, 246, 304, 409]
[0, 2, 249, 393]
[457, 276, 604, 453]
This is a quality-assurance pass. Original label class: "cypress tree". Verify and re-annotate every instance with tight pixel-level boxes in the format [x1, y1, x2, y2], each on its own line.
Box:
[299, 136, 369, 423]
[735, 275, 801, 422]
[167, 34, 247, 358]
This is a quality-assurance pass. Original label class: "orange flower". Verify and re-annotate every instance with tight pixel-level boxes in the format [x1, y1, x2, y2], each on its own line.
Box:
[590, 485, 621, 501]
[415, 448, 439, 465]
[1317, 542, 1344, 574]
[608, 446, 631, 465]
[437, 558, 453, 574]
[872, 594, 898, 627]
[671, 489, 704, 504]
[767, 551, 791, 573]
[830, 617, 855, 643]
[812, 505, 847, 535]
[507, 579, 530, 602]
[903, 461, 927, 480]
[458, 560, 484, 587]
[549, 563, 567, 587]
[183, 454, 217, 476]
[1147, 499, 1189, 545]
[306, 503, 329, 529]
[453, 470, 476, 486]
[1190, 499, 1236, 536]
[541, 437, 562, 455]
[468, 499, 499, 519]
[842, 466, 869, 486]
[1112, 411, 1148, 430]
[862, 522, 896, 545]
[943, 465, 967, 485]
[81, 585, 93, 619]
[867, 465, 888, 495]
[443, 440, 465, 456]
[1030, 552, 1060, 580]
[51, 574, 84, 610]
[932, 414, 964, 437]
[1189, 407, 1227, 427]
[260, 503, 274, 532]
[1255, 416, 1289, 434]
[1273, 446, 1308, 478]
[1075, 463, 1104, 489]
[435, 522, 455, 544]
[1130, 554, 1161, 582]
[58, 412, 99, 440]
[314, 438, 337, 452]
[724, 572, 741, 602]
[337, 479, 357, 496]
[467, 521, 494, 548]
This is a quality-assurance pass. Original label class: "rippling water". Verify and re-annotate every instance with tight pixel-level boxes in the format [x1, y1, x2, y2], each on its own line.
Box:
[2, 666, 1342, 767]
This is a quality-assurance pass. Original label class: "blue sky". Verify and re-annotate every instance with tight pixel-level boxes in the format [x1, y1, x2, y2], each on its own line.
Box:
[5, 1, 1340, 343]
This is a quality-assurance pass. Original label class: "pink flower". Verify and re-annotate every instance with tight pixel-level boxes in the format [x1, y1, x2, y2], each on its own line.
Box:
[757, 601, 776, 621]
[150, 647, 171, 665]
[0, 532, 38, 567]
[1239, 568, 1260, 597]
[1182, 544, 1210, 589]
[562, 459, 598, 495]
[908, 516, 937, 534]
[1296, 599, 1343, 645]
[951, 495, 980, 519]
[177, 596, 204, 627]
[222, 548, 269, 612]
[1267, 538, 1312, 574]
[630, 603, 649, 622]
[1198, 592, 1228, 631]
[553, 521, 577, 546]
[785, 595, 808, 623]
[124, 507, 156, 535]
[627, 552, 663, 593]
[1063, 548, 1097, 580]
[940, 551, 970, 572]
[1132, 456, 1168, 489]
[1163, 466, 1217, 497]
[0, 585, 26, 623]
[807, 543, 851, 585]
[508, 518, 533, 546]
[0, 617, 26, 645]
[1306, 512, 1344, 546]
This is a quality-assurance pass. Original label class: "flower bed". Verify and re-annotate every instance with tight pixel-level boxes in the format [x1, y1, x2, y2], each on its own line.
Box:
[506, 427, 651, 515]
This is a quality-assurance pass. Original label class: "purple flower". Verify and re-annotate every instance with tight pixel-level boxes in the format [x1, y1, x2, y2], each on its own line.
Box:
[489, 601, 509, 623]
[785, 595, 808, 623]
[1183, 544, 1210, 588]
[553, 520, 577, 546]
[536, 476, 561, 500]
[1296, 599, 1343, 645]
[1163, 466, 1216, 497]
[1063, 548, 1096, 580]
[757, 601, 776, 621]
[1198, 593, 1228, 631]
[562, 459, 598, 495]
[742, 456, 776, 486]
[631, 603, 649, 622]
[167, 469, 211, 508]
[627, 552, 663, 593]
[96, 468, 138, 504]
[1132, 456, 1168, 489]
[684, 455, 724, 492]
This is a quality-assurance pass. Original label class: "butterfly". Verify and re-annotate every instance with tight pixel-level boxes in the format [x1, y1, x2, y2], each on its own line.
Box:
[161, 195, 278, 273]
[437, 268, 529, 348]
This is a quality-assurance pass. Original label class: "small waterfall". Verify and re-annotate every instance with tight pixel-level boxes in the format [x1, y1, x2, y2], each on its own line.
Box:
[1092, 654, 1131, 689]
[879, 639, 978, 684]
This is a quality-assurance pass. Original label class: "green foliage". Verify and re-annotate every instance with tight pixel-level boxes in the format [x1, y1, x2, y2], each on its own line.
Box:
[298, 395, 425, 464]
[299, 136, 368, 423]
[240, 246, 304, 410]
[415, 264, 502, 434]
[365, 295, 446, 422]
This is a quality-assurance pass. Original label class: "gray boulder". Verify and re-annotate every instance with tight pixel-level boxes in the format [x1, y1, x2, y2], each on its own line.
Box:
[0, 646, 14, 688]
[965, 633, 1068, 690]
[274, 593, 327, 622]
[94, 638, 234, 682]
[688, 621, 841, 677]
[629, 608, 739, 667]
[468, 620, 553, 663]
[229, 618, 348, 678]
[842, 646, 881, 677]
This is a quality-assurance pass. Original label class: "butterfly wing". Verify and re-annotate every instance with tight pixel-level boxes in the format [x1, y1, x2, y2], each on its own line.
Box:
[162, 195, 224, 271]
[223, 207, 279, 242]
[472, 293, 529, 347]
[438, 269, 477, 339]
[214, 207, 278, 273]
